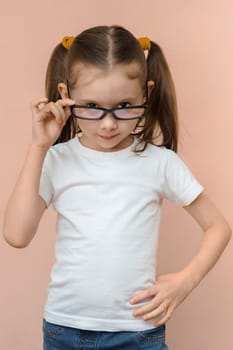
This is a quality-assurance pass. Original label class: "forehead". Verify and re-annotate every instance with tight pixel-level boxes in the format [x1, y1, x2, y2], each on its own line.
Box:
[70, 63, 144, 100]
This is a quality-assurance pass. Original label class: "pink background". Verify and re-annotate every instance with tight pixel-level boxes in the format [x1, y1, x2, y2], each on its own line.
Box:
[1, 1, 233, 349]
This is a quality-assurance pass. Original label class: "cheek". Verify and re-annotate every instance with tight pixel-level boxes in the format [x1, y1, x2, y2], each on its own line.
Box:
[77, 120, 97, 131]
[78, 119, 138, 132]
[117, 120, 139, 132]
[128, 120, 140, 130]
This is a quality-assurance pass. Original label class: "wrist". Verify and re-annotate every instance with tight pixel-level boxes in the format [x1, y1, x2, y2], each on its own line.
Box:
[178, 267, 199, 292]
[29, 142, 50, 153]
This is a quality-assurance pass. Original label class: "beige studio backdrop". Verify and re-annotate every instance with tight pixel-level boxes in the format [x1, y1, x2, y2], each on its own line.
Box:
[0, 1, 232, 349]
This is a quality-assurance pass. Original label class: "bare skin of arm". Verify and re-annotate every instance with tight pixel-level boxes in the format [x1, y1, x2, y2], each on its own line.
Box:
[129, 191, 232, 326]
[181, 191, 232, 287]
[2, 97, 75, 248]
[3, 145, 48, 248]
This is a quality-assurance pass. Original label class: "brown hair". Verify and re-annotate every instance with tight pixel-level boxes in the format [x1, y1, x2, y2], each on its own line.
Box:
[45, 25, 178, 152]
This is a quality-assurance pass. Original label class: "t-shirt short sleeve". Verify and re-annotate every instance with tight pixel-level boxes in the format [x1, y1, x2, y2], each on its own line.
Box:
[39, 151, 54, 208]
[162, 150, 204, 206]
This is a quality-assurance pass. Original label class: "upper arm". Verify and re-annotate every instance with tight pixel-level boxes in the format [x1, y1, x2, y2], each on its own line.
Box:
[3, 194, 47, 249]
[183, 191, 231, 232]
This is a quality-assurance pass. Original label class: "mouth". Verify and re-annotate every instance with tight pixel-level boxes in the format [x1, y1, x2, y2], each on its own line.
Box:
[99, 134, 119, 140]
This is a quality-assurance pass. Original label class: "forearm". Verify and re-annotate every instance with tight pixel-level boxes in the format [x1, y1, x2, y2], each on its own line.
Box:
[3, 144, 48, 247]
[180, 222, 232, 289]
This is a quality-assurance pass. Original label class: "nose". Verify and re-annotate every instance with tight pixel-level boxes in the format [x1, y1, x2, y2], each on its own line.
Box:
[99, 112, 118, 131]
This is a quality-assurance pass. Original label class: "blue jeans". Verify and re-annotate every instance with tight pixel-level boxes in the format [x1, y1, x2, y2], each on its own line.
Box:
[43, 318, 169, 349]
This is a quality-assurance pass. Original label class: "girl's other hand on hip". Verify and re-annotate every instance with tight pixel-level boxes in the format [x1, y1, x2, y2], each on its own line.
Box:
[129, 271, 194, 327]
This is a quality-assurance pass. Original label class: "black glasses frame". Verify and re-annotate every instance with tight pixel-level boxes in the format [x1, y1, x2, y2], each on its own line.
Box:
[66, 80, 149, 120]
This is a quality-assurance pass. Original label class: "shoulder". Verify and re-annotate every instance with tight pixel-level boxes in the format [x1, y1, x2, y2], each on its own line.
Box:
[135, 140, 178, 161]
[51, 137, 76, 153]
[136, 140, 192, 175]
[43, 138, 76, 167]
[47, 138, 76, 157]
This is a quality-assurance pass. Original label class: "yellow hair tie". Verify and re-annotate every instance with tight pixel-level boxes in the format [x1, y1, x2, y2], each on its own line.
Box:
[62, 36, 75, 49]
[137, 37, 151, 51]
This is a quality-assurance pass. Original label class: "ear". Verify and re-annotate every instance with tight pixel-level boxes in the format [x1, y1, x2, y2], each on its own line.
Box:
[57, 82, 69, 99]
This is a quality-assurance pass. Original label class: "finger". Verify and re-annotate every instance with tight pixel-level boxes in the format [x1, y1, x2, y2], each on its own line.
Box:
[143, 304, 168, 321]
[133, 296, 162, 316]
[35, 100, 72, 124]
[154, 307, 173, 327]
[31, 97, 73, 115]
[130, 287, 158, 304]
[55, 99, 74, 123]
[55, 102, 67, 124]
[56, 98, 75, 107]
[49, 102, 65, 125]
[37, 101, 63, 124]
[31, 97, 49, 113]
[132, 297, 162, 317]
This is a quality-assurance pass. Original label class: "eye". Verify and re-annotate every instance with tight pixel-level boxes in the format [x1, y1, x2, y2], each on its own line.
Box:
[118, 102, 131, 108]
[86, 103, 97, 108]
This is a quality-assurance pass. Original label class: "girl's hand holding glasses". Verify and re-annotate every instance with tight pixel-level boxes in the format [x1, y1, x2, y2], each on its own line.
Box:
[30, 97, 75, 149]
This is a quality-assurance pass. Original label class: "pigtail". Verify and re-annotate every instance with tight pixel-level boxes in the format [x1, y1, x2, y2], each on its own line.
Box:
[143, 41, 178, 152]
[45, 43, 77, 146]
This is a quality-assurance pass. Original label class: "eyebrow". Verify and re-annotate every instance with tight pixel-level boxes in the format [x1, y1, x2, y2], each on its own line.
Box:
[76, 96, 140, 104]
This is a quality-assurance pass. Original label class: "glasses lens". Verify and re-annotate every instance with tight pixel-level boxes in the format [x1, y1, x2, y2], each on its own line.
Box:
[115, 107, 146, 119]
[72, 107, 103, 119]
[72, 106, 146, 119]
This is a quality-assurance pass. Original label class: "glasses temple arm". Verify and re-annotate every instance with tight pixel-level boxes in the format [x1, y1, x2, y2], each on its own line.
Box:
[66, 80, 72, 99]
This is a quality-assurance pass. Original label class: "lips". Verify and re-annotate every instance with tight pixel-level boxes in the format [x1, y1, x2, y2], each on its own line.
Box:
[99, 134, 118, 139]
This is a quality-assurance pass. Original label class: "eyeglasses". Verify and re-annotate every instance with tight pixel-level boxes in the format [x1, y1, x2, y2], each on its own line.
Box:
[66, 80, 149, 120]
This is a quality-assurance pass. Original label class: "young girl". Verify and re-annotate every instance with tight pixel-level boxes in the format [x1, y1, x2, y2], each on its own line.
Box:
[3, 25, 231, 350]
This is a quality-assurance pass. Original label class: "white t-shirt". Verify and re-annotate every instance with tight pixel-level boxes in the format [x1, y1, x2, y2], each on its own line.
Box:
[39, 135, 203, 331]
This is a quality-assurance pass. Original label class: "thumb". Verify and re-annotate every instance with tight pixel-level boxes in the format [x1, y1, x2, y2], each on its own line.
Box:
[64, 105, 72, 119]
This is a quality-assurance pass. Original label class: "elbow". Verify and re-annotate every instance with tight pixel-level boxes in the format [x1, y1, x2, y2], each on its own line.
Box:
[225, 223, 232, 243]
[3, 231, 30, 249]
[220, 220, 232, 245]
